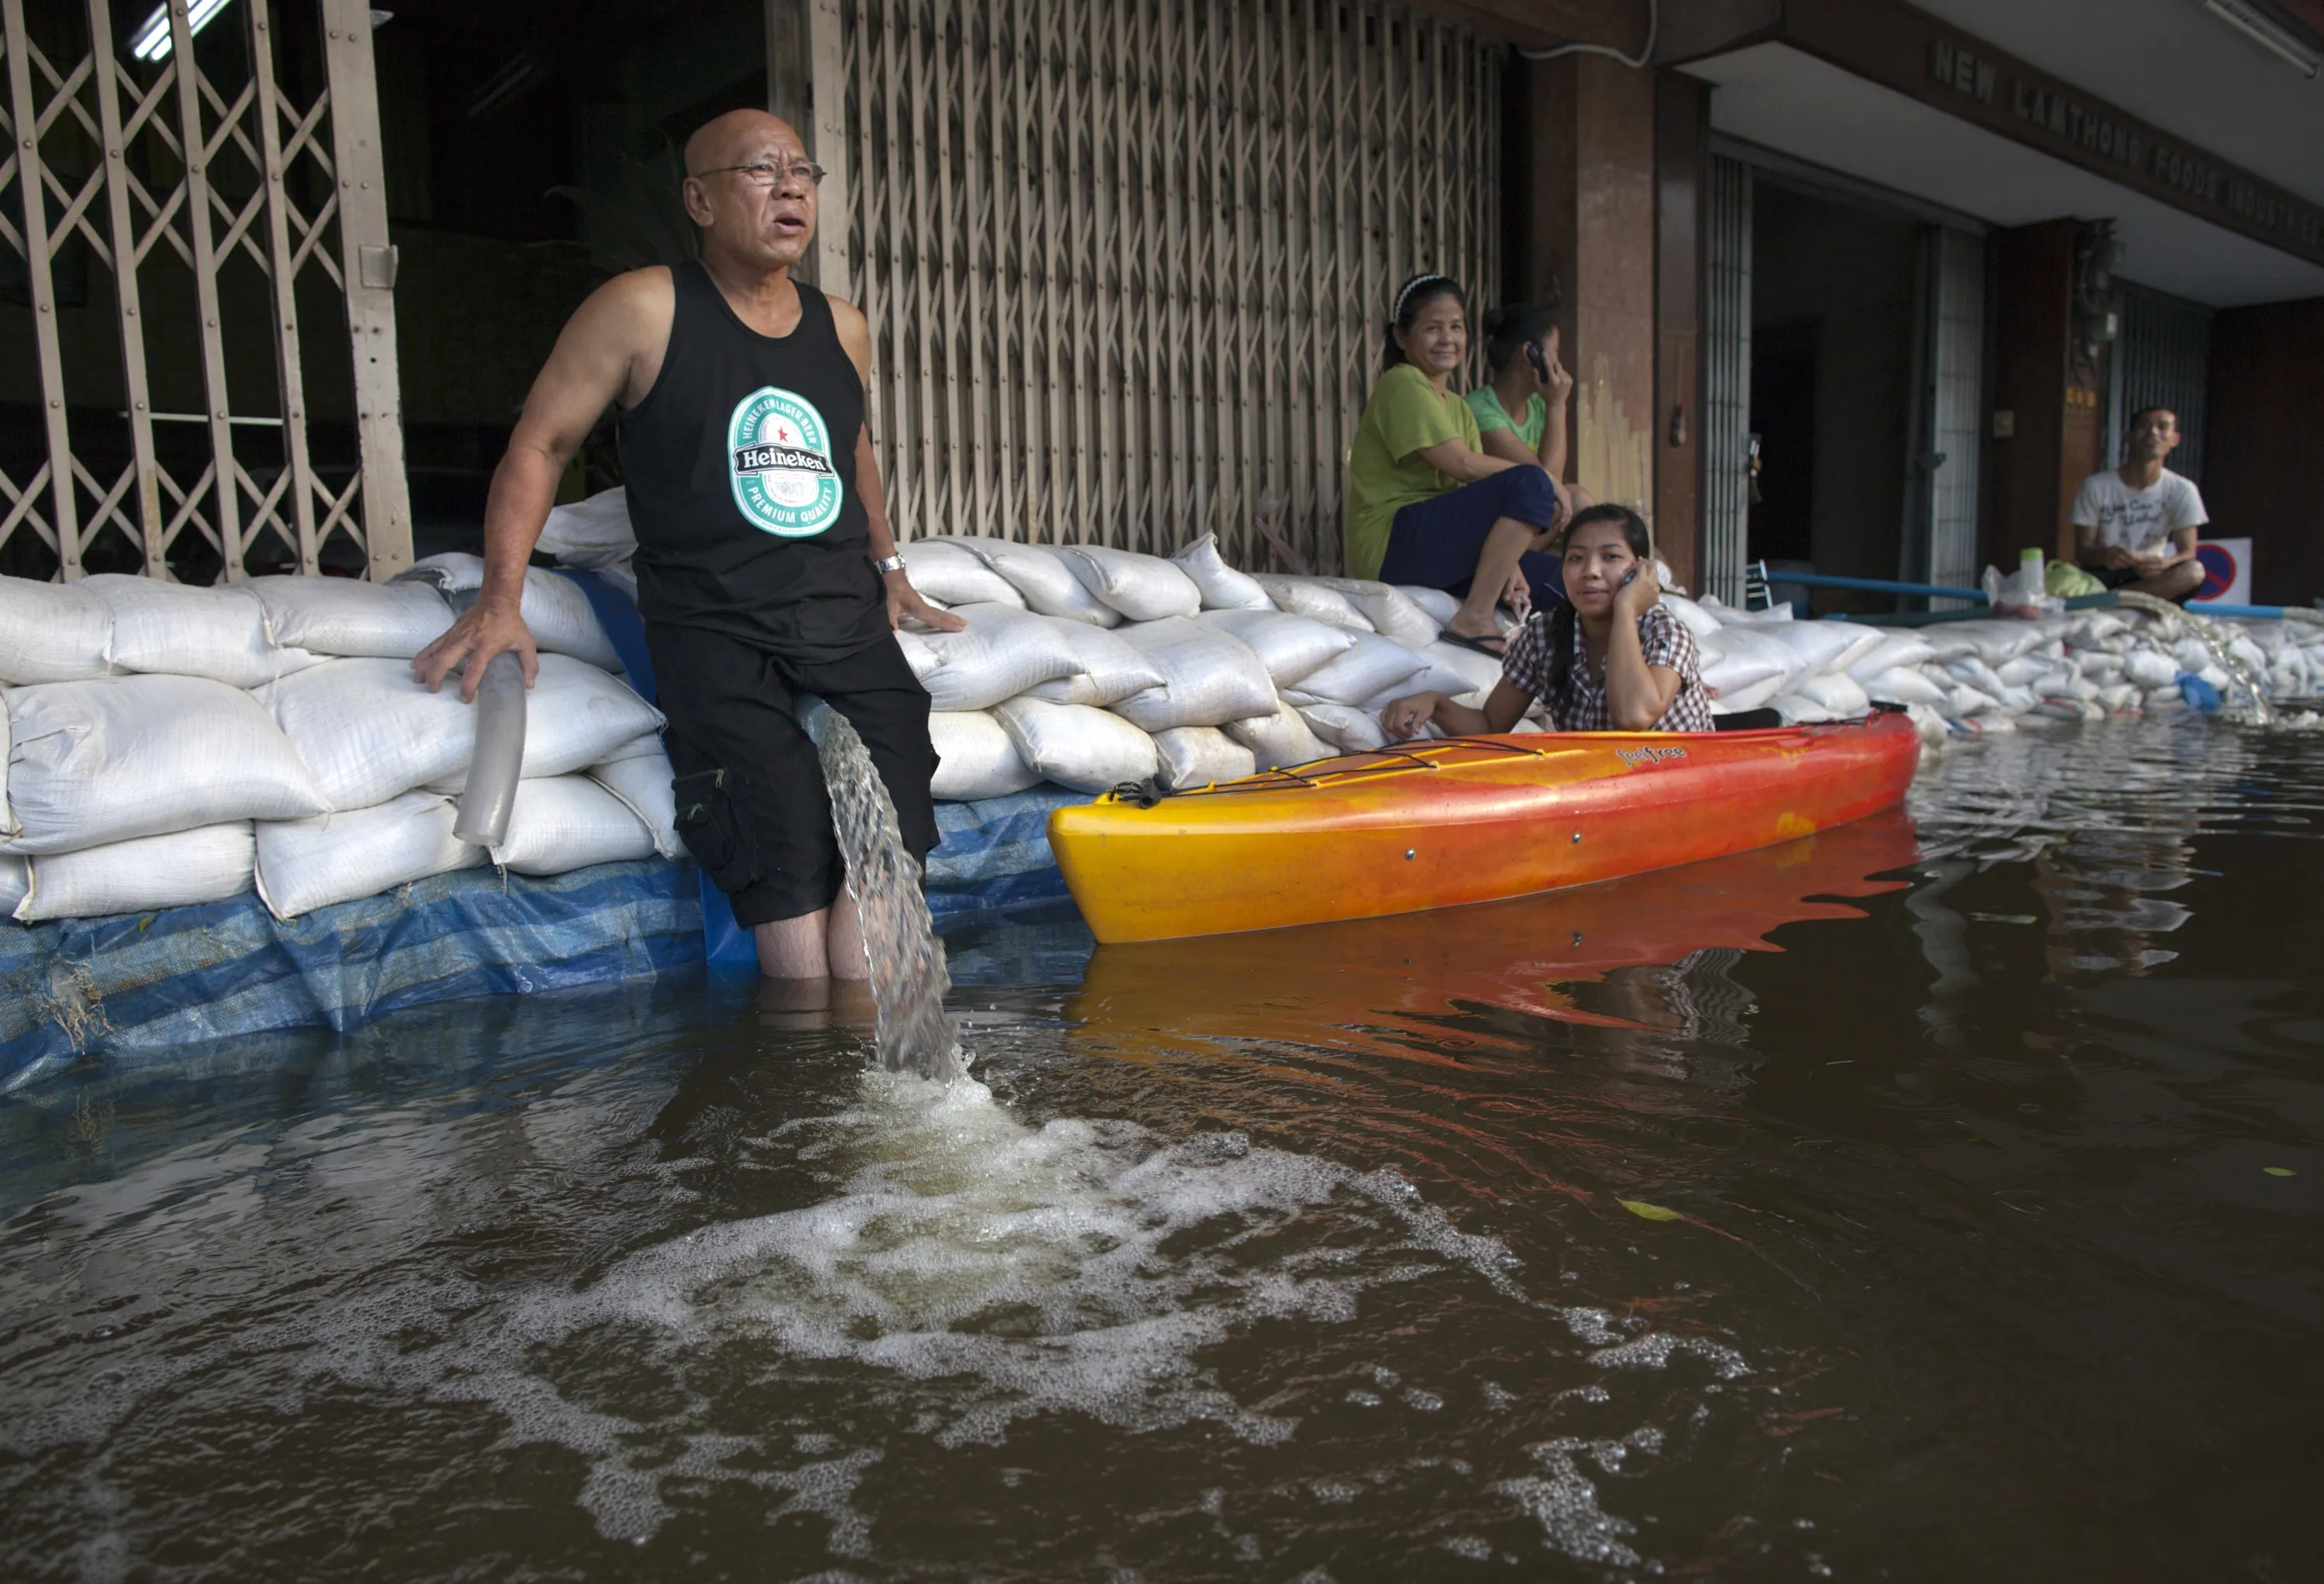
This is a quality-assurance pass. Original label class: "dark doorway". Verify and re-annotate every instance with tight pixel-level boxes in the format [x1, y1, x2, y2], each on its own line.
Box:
[1748, 318, 1817, 565]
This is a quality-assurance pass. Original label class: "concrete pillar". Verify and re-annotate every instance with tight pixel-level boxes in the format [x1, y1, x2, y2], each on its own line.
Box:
[2208, 298, 2324, 604]
[1989, 219, 2105, 565]
[1653, 70, 1707, 596]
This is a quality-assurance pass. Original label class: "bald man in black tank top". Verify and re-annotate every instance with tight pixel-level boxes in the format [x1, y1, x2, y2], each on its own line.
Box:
[414, 110, 959, 982]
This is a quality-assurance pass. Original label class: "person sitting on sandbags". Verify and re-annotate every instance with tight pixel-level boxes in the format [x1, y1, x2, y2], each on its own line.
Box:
[414, 108, 957, 983]
[2068, 406, 2207, 603]
[1379, 505, 1714, 738]
[1342, 274, 1570, 658]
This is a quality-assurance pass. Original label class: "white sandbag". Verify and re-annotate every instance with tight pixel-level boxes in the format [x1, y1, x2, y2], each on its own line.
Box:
[84, 573, 318, 688]
[1947, 683, 2003, 717]
[895, 627, 940, 684]
[927, 711, 1041, 801]
[1253, 574, 1373, 634]
[398, 556, 623, 670]
[1059, 545, 1204, 622]
[1192, 607, 1357, 687]
[1419, 639, 1506, 698]
[1310, 579, 1439, 650]
[593, 731, 666, 765]
[1152, 726, 1256, 791]
[16, 821, 255, 923]
[491, 775, 655, 875]
[1708, 674, 1786, 713]
[965, 541, 1122, 627]
[992, 697, 1159, 792]
[588, 751, 683, 859]
[5, 675, 327, 854]
[1770, 693, 1838, 727]
[1921, 620, 2050, 665]
[0, 855, 23, 916]
[1395, 586, 1463, 626]
[1994, 655, 2047, 687]
[1700, 597, 1790, 624]
[1659, 593, 1723, 643]
[1844, 632, 1935, 682]
[1282, 634, 1429, 708]
[1858, 666, 1949, 707]
[261, 655, 662, 810]
[535, 486, 638, 568]
[1295, 702, 1388, 754]
[1022, 618, 1167, 707]
[1171, 534, 1276, 612]
[1699, 627, 1799, 696]
[1941, 655, 2018, 702]
[909, 603, 1088, 711]
[1786, 672, 1870, 716]
[1758, 619, 1882, 678]
[2075, 651, 2125, 682]
[1906, 702, 1952, 748]
[1223, 701, 1333, 770]
[254, 791, 486, 919]
[248, 576, 456, 660]
[906, 539, 1027, 608]
[0, 576, 115, 685]
[1108, 617, 1277, 731]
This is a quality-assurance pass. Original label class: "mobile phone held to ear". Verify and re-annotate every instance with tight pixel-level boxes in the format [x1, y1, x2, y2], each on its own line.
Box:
[1527, 341, 1552, 383]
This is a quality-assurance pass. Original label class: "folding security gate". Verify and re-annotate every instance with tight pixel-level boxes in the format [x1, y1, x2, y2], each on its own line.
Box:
[0, 0, 408, 584]
[2106, 282, 2212, 480]
[1904, 224, 1984, 602]
[1700, 153, 1751, 607]
[807, 0, 1501, 572]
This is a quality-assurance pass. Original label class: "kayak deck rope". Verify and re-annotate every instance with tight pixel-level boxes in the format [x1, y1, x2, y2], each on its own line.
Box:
[1112, 736, 1552, 806]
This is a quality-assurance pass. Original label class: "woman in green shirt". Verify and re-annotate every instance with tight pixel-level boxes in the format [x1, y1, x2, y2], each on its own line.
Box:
[1344, 275, 1567, 653]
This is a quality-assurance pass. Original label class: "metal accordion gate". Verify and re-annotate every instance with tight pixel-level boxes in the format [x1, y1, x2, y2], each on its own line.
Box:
[807, 0, 1501, 573]
[0, 0, 407, 585]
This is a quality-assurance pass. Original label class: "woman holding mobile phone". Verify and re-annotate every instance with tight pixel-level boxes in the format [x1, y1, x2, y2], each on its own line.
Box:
[1344, 274, 1569, 655]
[1465, 303, 1576, 486]
[1380, 504, 1714, 737]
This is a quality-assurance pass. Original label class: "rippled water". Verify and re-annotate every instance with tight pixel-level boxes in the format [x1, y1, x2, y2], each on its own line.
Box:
[3, 714, 2319, 1581]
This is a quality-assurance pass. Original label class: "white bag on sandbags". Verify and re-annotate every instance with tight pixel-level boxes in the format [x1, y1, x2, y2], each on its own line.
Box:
[1858, 666, 1949, 707]
[1659, 593, 1723, 643]
[906, 539, 1028, 608]
[248, 576, 456, 660]
[491, 775, 655, 874]
[1709, 674, 1786, 714]
[1786, 671, 1870, 717]
[1310, 579, 1439, 650]
[909, 603, 1088, 711]
[895, 627, 940, 685]
[1153, 726, 1256, 790]
[1022, 618, 1167, 707]
[84, 573, 318, 689]
[1059, 545, 1203, 622]
[1193, 607, 1357, 687]
[535, 486, 638, 568]
[588, 751, 683, 859]
[927, 711, 1041, 801]
[5, 675, 327, 854]
[254, 791, 486, 919]
[1224, 701, 1333, 770]
[993, 697, 1159, 792]
[1757, 619, 1882, 679]
[1418, 639, 1506, 699]
[1296, 702, 1388, 754]
[1395, 586, 1462, 626]
[261, 654, 662, 810]
[1994, 654, 2047, 687]
[1922, 620, 2049, 665]
[1109, 617, 1277, 730]
[398, 556, 623, 670]
[964, 541, 1122, 627]
[1844, 632, 1936, 682]
[1699, 627, 1799, 696]
[1283, 633, 1428, 708]
[15, 821, 255, 923]
[1171, 534, 1276, 611]
[0, 576, 114, 685]
[1253, 574, 1373, 634]
[1770, 693, 1838, 726]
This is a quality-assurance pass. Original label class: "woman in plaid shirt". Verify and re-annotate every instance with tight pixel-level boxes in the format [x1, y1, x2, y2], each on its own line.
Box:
[1380, 504, 1714, 737]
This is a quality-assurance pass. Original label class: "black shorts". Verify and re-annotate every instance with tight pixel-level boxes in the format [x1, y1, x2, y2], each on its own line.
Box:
[2090, 565, 2194, 603]
[644, 623, 940, 928]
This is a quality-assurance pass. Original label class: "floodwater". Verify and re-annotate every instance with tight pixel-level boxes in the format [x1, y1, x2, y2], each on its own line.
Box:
[3, 714, 2319, 1582]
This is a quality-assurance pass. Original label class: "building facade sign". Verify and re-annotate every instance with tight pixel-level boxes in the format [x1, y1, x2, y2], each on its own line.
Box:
[1783, 0, 2324, 268]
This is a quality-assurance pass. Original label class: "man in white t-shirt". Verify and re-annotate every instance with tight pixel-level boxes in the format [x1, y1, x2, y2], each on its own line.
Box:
[2068, 406, 2206, 601]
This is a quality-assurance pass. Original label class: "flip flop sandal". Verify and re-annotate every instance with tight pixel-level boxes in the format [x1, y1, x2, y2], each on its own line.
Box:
[1440, 630, 1508, 658]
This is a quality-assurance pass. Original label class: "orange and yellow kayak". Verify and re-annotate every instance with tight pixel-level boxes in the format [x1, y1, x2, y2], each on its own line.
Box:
[1047, 714, 1920, 943]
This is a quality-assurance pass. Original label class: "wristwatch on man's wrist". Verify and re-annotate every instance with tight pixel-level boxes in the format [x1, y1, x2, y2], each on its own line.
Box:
[871, 553, 907, 576]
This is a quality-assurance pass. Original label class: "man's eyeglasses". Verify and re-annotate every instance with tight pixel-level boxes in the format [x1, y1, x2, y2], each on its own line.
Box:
[691, 160, 827, 189]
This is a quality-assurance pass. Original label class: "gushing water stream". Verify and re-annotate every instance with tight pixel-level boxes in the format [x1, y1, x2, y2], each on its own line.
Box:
[806, 702, 962, 1081]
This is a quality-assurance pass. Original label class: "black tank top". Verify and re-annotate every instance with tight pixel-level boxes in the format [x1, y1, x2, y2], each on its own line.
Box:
[619, 263, 886, 660]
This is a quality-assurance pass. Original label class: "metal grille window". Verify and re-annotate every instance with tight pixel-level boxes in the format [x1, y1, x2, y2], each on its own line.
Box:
[2106, 282, 2212, 482]
[809, 0, 1501, 572]
[0, 0, 408, 584]
[1700, 153, 1751, 606]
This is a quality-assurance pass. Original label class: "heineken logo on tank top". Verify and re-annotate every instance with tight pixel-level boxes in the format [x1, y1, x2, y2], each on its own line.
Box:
[726, 386, 842, 536]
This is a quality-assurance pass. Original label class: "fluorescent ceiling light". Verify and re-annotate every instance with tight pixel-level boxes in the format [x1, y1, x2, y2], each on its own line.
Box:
[130, 0, 235, 64]
[2203, 0, 2323, 78]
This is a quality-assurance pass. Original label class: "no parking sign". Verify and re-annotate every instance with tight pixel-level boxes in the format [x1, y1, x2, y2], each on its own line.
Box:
[2191, 538, 2251, 605]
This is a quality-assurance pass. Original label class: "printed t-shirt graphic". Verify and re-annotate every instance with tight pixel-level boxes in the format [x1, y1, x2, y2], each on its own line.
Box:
[728, 386, 842, 536]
